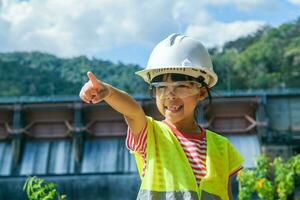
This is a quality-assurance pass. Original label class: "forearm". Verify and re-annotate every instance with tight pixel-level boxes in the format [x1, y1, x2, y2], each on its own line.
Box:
[79, 71, 146, 134]
[103, 84, 145, 120]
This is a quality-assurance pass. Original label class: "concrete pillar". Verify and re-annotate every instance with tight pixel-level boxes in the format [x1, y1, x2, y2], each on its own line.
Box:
[256, 95, 269, 143]
[72, 102, 84, 173]
[11, 104, 23, 175]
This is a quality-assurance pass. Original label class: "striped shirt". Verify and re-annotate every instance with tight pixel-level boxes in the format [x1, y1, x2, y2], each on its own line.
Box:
[126, 121, 207, 185]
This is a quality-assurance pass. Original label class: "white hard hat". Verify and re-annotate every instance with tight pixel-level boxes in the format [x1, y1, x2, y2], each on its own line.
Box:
[136, 33, 218, 88]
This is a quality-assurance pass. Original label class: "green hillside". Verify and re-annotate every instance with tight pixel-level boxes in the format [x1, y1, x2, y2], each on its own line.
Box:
[0, 52, 148, 97]
[0, 17, 299, 97]
[212, 17, 300, 91]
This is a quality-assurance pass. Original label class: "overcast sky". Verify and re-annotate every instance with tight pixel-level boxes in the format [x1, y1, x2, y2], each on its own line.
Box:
[0, 0, 299, 66]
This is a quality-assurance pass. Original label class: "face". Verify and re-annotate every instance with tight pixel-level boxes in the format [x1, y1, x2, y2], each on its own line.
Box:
[154, 74, 207, 126]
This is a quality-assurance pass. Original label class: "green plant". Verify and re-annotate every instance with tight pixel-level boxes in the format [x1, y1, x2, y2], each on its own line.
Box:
[237, 154, 300, 200]
[237, 170, 256, 199]
[273, 157, 294, 200]
[23, 176, 67, 200]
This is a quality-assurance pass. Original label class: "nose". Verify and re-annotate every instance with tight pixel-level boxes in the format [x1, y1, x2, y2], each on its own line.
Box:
[162, 87, 177, 100]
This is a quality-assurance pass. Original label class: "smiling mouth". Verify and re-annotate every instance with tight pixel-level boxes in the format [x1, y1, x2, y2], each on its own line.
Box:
[165, 105, 183, 113]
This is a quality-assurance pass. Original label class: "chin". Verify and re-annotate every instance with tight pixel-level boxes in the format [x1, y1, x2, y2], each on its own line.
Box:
[165, 115, 182, 124]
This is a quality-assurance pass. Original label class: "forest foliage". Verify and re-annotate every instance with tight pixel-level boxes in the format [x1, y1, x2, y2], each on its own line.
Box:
[0, 17, 299, 97]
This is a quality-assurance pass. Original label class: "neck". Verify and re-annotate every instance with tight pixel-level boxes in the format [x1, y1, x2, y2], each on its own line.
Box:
[165, 119, 201, 134]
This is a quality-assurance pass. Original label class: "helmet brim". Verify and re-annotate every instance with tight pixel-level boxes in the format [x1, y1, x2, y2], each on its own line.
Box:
[135, 66, 218, 88]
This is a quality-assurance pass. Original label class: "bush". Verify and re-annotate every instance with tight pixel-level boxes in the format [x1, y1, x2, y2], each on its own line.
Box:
[237, 154, 300, 200]
[23, 176, 66, 200]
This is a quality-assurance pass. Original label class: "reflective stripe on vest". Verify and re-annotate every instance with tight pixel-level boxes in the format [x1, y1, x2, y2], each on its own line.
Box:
[136, 190, 221, 200]
[137, 190, 198, 200]
[133, 116, 244, 200]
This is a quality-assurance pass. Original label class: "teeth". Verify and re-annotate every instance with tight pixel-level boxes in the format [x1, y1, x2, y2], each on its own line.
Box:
[167, 105, 181, 110]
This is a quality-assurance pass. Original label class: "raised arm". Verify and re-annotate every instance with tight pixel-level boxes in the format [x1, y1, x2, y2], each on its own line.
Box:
[79, 71, 147, 136]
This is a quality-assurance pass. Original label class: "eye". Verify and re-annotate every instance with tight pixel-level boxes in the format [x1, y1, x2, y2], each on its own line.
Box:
[157, 85, 167, 89]
[176, 83, 191, 88]
[177, 84, 189, 88]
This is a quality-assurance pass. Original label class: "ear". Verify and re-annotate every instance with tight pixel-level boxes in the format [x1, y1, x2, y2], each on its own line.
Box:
[197, 87, 208, 101]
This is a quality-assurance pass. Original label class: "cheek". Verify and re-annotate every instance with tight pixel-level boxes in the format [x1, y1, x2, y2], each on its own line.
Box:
[183, 97, 199, 111]
[156, 99, 165, 114]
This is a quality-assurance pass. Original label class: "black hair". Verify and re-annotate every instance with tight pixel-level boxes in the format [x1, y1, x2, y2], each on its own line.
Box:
[149, 73, 212, 123]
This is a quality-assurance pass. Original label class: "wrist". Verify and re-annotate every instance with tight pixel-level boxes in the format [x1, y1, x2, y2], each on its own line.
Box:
[103, 83, 113, 100]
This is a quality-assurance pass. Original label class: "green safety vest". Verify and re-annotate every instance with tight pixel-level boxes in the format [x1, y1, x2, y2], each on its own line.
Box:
[133, 117, 244, 200]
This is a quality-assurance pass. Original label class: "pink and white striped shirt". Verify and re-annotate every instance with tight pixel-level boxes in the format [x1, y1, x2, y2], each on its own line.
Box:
[126, 121, 207, 185]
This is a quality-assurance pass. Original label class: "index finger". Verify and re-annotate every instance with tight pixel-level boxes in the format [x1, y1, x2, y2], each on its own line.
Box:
[87, 71, 100, 87]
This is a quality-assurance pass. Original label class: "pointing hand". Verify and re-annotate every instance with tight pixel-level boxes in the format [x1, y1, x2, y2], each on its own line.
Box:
[79, 71, 111, 104]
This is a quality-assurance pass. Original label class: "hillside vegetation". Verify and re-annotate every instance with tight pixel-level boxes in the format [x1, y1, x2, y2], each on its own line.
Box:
[0, 17, 299, 97]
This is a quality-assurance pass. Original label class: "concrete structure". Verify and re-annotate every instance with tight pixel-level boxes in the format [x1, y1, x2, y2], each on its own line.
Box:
[0, 90, 300, 199]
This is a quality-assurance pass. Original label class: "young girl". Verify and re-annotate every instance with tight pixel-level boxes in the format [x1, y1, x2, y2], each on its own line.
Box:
[79, 33, 244, 200]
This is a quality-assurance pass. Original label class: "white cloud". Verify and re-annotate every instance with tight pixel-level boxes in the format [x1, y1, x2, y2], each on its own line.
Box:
[186, 20, 265, 48]
[0, 0, 179, 57]
[171, 1, 266, 48]
[288, 0, 300, 6]
[0, 0, 266, 60]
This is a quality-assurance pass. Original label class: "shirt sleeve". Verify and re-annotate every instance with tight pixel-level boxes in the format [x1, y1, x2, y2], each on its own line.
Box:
[125, 122, 148, 154]
[227, 141, 244, 176]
